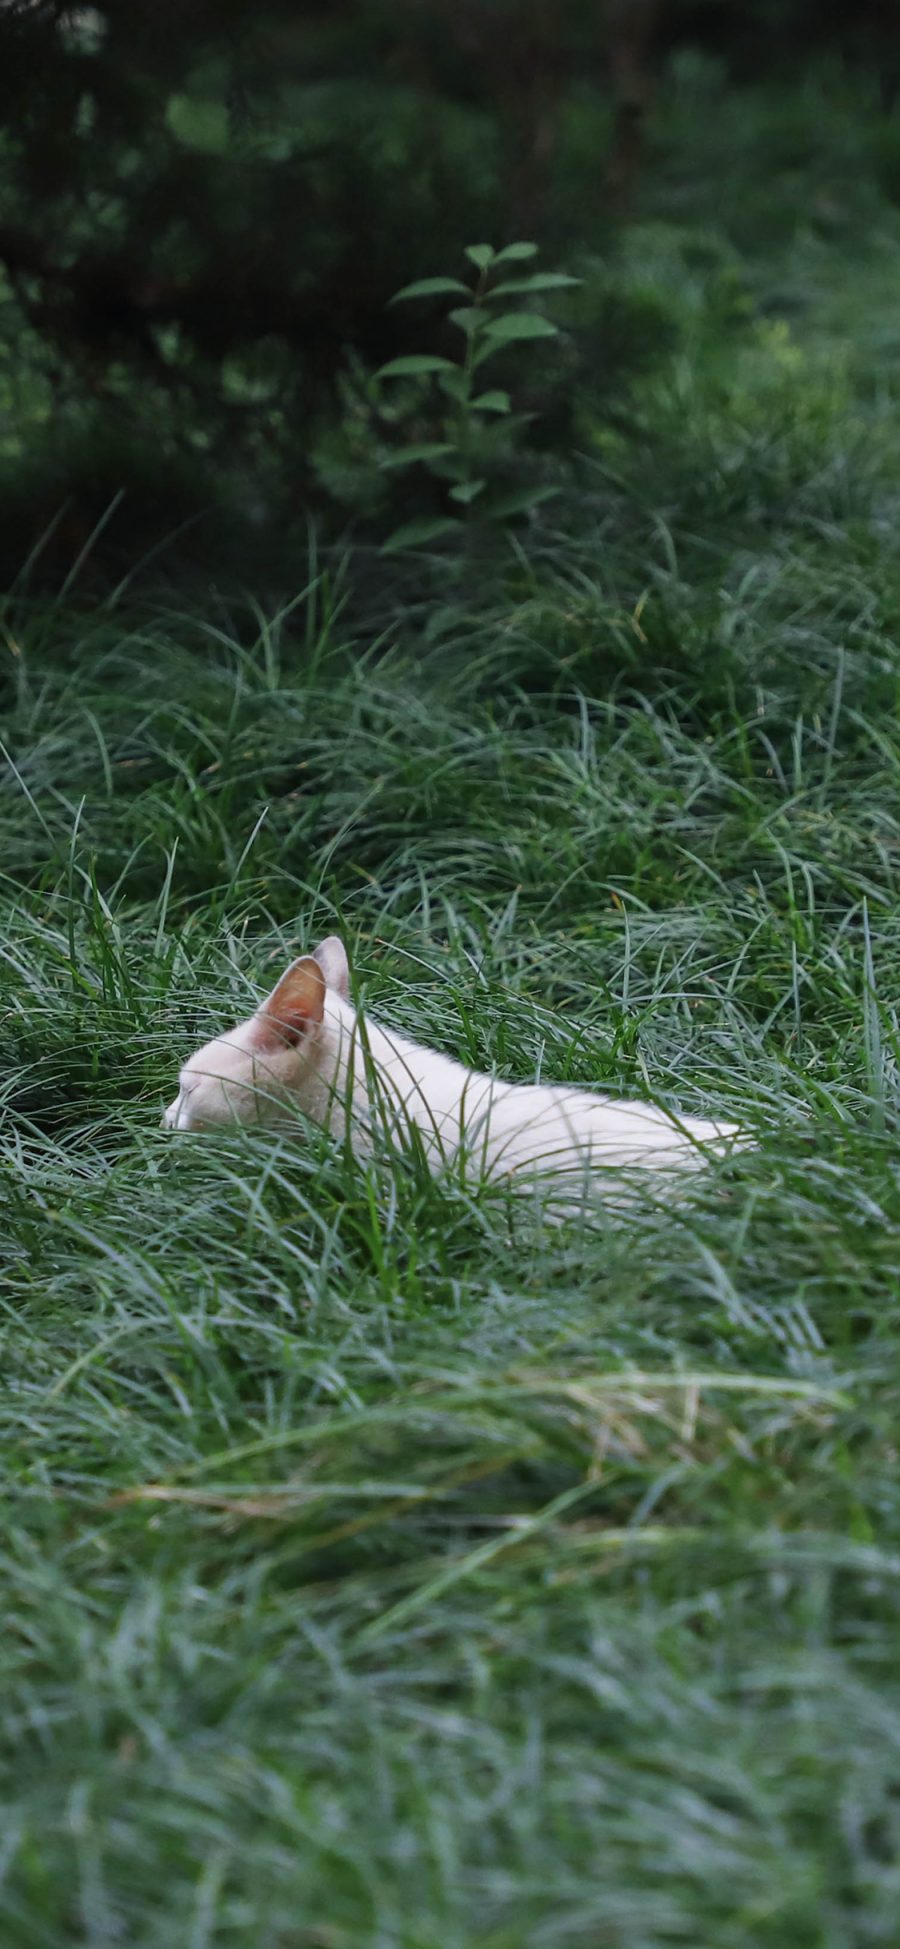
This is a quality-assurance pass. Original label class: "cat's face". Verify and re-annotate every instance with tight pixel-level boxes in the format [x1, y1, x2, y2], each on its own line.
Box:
[163, 935, 349, 1133]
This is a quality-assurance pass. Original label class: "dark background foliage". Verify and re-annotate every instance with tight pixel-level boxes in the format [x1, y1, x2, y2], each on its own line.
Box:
[0, 0, 895, 581]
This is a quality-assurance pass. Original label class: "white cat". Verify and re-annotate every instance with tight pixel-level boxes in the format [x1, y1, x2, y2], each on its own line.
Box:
[163, 935, 744, 1198]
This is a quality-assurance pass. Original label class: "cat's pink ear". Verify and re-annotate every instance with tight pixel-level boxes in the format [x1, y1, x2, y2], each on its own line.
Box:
[312, 934, 350, 999]
[253, 955, 326, 1049]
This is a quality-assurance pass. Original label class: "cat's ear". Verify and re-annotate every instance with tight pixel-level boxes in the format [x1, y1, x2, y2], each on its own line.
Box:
[312, 934, 350, 999]
[253, 955, 326, 1048]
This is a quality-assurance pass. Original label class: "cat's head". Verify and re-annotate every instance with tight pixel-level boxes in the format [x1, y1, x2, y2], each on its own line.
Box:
[163, 934, 350, 1133]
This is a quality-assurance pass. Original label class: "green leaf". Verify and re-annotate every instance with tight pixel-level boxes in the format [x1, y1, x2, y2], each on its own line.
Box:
[493, 241, 540, 263]
[379, 443, 455, 469]
[167, 94, 229, 154]
[448, 307, 485, 336]
[436, 368, 469, 402]
[375, 355, 456, 379]
[483, 314, 560, 344]
[484, 484, 559, 520]
[489, 273, 581, 297]
[449, 479, 487, 505]
[381, 516, 460, 553]
[471, 390, 511, 414]
[465, 244, 495, 270]
[390, 277, 471, 303]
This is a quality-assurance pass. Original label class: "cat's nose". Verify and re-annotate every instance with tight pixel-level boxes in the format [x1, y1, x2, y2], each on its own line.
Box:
[162, 1096, 181, 1130]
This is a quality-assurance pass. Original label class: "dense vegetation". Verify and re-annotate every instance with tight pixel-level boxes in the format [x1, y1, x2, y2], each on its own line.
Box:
[4, 17, 900, 1948]
[1, 0, 898, 574]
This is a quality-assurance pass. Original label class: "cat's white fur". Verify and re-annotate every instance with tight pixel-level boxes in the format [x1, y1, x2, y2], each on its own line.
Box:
[163, 935, 743, 1196]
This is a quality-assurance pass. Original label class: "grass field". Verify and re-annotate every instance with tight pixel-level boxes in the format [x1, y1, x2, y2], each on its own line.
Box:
[5, 74, 900, 1948]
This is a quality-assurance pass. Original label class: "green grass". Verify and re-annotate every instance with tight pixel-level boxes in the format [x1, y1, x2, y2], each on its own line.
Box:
[5, 76, 900, 1949]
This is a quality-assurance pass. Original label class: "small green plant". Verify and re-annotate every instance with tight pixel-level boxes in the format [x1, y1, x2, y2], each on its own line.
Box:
[374, 242, 579, 551]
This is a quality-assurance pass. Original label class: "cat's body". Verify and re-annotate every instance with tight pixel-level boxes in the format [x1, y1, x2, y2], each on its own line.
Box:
[164, 936, 743, 1195]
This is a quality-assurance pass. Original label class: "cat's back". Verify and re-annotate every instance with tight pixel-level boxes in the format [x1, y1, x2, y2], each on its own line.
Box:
[479, 1075, 737, 1178]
